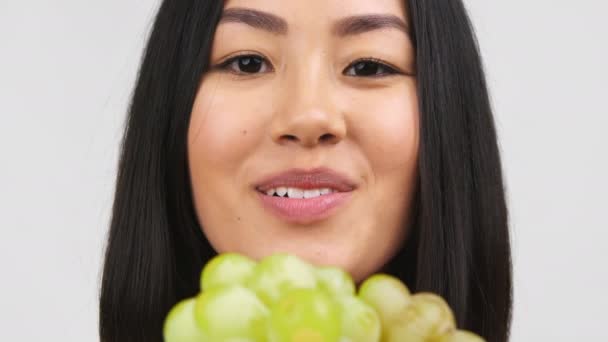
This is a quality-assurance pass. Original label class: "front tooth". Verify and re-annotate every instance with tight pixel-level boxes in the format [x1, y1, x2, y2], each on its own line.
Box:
[276, 187, 288, 197]
[265, 188, 276, 196]
[287, 188, 304, 199]
[303, 189, 321, 198]
[319, 188, 331, 195]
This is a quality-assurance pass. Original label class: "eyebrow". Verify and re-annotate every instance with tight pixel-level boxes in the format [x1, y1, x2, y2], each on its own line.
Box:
[219, 7, 409, 37]
[220, 8, 288, 35]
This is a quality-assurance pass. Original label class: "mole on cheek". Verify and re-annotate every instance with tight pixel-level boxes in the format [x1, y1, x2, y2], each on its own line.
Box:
[242, 130, 247, 136]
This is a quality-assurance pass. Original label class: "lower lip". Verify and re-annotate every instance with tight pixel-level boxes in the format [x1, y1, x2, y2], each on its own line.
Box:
[256, 191, 353, 224]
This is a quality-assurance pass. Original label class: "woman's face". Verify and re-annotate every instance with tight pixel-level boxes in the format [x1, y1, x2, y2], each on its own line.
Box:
[188, 0, 419, 282]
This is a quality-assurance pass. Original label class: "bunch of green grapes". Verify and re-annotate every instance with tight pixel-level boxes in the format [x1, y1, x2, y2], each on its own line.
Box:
[164, 253, 484, 342]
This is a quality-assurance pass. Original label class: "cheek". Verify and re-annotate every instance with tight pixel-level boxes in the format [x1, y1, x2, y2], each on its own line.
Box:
[188, 79, 267, 170]
[187, 77, 272, 248]
[349, 84, 419, 173]
[338, 84, 419, 279]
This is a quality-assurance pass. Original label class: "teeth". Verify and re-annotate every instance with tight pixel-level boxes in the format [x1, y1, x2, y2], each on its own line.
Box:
[319, 188, 331, 195]
[303, 189, 321, 199]
[263, 187, 335, 198]
[287, 188, 304, 199]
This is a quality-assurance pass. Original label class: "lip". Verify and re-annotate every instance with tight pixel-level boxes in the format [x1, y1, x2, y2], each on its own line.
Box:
[254, 167, 357, 224]
[255, 167, 357, 193]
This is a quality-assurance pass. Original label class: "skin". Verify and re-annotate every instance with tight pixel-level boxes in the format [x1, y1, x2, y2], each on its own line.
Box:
[188, 0, 419, 283]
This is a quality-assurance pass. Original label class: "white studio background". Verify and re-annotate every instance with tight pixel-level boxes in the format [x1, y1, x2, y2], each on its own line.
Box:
[0, 1, 606, 341]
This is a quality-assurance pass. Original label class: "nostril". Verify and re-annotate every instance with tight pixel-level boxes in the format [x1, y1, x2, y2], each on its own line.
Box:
[319, 133, 336, 143]
[280, 134, 299, 142]
[278, 133, 338, 145]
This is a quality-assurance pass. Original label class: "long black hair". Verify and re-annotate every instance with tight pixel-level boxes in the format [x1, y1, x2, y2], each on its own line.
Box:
[99, 1, 512, 341]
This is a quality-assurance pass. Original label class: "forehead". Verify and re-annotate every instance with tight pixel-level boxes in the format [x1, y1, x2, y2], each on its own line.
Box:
[223, 0, 408, 23]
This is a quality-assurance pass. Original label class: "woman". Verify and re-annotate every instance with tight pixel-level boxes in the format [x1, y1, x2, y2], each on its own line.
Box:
[99, 0, 512, 341]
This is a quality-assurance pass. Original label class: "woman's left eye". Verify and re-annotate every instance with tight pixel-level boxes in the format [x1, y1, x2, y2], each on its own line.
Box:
[344, 59, 399, 77]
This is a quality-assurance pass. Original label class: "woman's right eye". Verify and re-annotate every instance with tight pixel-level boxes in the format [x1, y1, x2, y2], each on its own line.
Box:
[217, 54, 273, 75]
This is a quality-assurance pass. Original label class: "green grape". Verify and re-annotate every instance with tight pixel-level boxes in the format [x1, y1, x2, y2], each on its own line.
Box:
[386, 293, 456, 342]
[163, 298, 206, 342]
[200, 253, 257, 291]
[357, 274, 411, 337]
[165, 253, 475, 342]
[268, 288, 342, 342]
[316, 266, 355, 297]
[248, 254, 318, 305]
[194, 285, 269, 341]
[337, 295, 381, 342]
[435, 330, 485, 342]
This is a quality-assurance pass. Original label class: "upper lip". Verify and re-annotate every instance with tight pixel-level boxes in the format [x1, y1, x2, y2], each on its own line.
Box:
[255, 167, 357, 193]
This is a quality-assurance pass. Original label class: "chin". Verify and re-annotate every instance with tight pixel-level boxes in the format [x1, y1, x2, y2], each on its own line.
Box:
[257, 244, 370, 281]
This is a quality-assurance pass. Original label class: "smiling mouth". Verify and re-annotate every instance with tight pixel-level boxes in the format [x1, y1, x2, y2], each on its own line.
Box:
[253, 167, 357, 224]
[258, 186, 339, 199]
[255, 187, 353, 224]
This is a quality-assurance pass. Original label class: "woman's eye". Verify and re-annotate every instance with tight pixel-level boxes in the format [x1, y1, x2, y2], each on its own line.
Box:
[219, 54, 272, 75]
[344, 59, 399, 77]
[216, 55, 398, 78]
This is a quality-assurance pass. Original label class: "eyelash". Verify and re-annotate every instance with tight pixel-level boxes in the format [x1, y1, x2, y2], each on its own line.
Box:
[214, 53, 401, 78]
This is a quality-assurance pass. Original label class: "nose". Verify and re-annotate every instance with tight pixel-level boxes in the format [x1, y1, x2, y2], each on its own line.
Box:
[270, 62, 346, 148]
